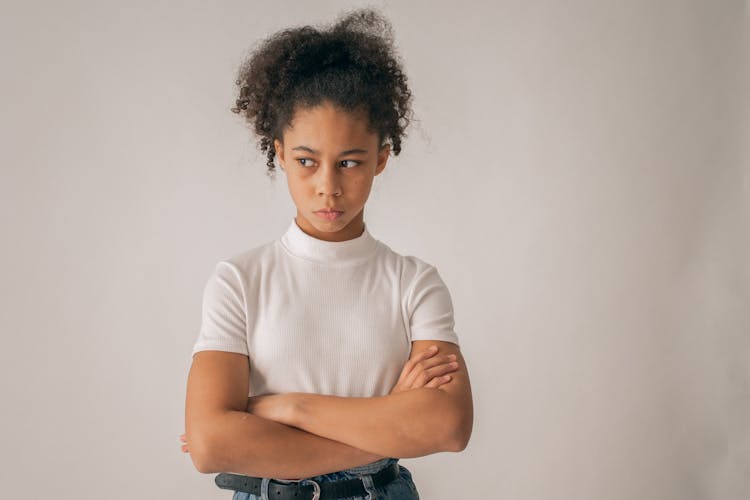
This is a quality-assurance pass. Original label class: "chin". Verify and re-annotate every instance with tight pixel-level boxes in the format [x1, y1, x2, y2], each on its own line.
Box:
[304, 214, 343, 229]
[317, 218, 348, 230]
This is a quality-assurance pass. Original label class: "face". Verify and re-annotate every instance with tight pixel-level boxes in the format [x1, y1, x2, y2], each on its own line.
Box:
[274, 100, 390, 242]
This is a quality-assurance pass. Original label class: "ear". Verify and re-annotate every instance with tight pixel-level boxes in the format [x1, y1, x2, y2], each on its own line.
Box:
[375, 142, 390, 176]
[274, 139, 285, 169]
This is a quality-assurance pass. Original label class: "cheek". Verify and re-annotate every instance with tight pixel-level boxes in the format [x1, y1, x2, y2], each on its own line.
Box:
[290, 178, 319, 199]
[286, 177, 305, 198]
[353, 175, 374, 190]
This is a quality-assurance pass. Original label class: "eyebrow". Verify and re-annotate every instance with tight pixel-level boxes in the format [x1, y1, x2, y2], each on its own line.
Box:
[291, 146, 368, 156]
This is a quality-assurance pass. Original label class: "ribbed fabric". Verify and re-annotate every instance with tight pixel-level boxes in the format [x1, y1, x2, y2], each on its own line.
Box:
[192, 217, 460, 397]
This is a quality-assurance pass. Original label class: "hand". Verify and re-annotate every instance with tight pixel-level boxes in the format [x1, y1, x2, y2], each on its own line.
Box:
[245, 393, 295, 425]
[389, 345, 460, 395]
[179, 433, 189, 453]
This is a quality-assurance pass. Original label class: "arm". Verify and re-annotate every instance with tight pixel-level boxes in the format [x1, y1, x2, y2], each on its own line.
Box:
[287, 387, 461, 458]
[263, 341, 472, 457]
[416, 340, 473, 450]
[405, 264, 474, 450]
[196, 410, 388, 478]
[185, 350, 386, 479]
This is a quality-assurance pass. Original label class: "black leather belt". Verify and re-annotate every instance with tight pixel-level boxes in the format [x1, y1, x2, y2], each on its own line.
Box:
[215, 461, 400, 499]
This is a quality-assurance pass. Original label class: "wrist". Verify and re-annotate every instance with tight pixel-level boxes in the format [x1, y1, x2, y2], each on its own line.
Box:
[286, 392, 306, 427]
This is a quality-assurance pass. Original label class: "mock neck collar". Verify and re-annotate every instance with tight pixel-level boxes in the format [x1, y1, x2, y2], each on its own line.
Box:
[279, 217, 379, 266]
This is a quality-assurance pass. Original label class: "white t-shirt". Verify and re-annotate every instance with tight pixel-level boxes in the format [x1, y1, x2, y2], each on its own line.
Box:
[191, 217, 460, 397]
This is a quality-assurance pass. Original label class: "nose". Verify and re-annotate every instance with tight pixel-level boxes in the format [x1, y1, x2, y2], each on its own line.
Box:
[315, 162, 342, 197]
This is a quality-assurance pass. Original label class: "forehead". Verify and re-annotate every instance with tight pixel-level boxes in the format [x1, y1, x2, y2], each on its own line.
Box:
[284, 102, 376, 146]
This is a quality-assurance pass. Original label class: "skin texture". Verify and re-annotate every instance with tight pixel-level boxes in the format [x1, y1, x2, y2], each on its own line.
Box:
[181, 345, 460, 452]
[240, 341, 473, 459]
[185, 350, 390, 478]
[183, 343, 466, 478]
[182, 100, 473, 477]
[274, 101, 390, 242]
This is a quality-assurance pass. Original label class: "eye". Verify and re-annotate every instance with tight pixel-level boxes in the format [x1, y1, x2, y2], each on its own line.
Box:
[295, 158, 315, 167]
[340, 160, 360, 168]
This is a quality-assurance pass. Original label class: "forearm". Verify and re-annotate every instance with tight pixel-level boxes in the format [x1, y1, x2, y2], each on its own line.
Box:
[195, 410, 387, 479]
[290, 387, 460, 458]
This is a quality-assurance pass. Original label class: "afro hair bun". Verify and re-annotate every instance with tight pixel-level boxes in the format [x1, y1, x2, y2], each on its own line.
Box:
[230, 7, 414, 177]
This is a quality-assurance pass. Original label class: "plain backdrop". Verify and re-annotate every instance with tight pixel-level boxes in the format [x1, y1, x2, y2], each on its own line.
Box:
[1, 1, 748, 499]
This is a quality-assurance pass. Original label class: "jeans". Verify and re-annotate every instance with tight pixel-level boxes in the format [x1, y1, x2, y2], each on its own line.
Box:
[231, 457, 419, 500]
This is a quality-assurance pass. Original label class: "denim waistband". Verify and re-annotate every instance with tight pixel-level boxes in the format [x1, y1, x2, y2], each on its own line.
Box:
[291, 457, 399, 483]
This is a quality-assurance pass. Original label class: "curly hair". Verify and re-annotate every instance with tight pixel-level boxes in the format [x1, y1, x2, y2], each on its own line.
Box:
[230, 7, 414, 178]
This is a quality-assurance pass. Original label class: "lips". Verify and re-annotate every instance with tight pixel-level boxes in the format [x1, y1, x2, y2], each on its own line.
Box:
[314, 209, 344, 221]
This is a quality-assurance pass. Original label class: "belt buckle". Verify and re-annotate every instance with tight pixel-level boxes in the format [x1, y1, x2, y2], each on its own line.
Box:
[303, 478, 321, 500]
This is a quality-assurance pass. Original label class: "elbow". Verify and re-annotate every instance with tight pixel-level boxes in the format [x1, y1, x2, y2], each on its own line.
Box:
[187, 409, 242, 474]
[193, 456, 215, 475]
[192, 451, 218, 475]
[407, 388, 472, 456]
[426, 390, 473, 453]
[187, 429, 222, 474]
[446, 411, 473, 452]
[448, 426, 471, 452]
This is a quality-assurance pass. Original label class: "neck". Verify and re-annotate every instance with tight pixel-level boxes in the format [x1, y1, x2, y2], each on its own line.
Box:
[295, 210, 365, 242]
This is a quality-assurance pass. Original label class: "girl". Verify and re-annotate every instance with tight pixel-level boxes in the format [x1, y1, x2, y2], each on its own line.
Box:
[182, 7, 473, 500]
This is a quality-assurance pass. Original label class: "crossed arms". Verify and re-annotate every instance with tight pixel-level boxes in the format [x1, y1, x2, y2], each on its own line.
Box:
[184, 340, 473, 479]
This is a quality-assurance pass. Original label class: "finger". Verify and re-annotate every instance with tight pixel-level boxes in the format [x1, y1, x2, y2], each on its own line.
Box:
[417, 354, 458, 371]
[409, 346, 440, 366]
[416, 362, 460, 387]
[428, 361, 459, 379]
[425, 375, 452, 388]
[406, 356, 459, 387]
[425, 375, 441, 388]
[403, 347, 440, 375]
[399, 347, 441, 387]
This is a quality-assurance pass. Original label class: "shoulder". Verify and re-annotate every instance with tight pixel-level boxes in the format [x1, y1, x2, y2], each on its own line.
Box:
[201, 239, 278, 301]
[375, 241, 447, 299]
[378, 241, 435, 276]
[225, 238, 277, 268]
[214, 239, 278, 277]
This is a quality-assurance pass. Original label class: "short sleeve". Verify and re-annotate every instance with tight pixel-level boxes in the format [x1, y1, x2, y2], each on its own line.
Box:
[406, 263, 460, 346]
[191, 261, 249, 358]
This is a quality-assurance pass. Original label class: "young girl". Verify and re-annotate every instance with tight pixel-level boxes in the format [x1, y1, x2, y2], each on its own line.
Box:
[182, 8, 473, 500]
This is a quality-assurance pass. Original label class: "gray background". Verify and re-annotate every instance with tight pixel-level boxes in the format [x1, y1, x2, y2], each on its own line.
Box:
[1, 1, 748, 499]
